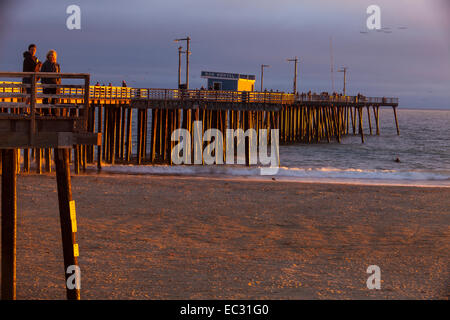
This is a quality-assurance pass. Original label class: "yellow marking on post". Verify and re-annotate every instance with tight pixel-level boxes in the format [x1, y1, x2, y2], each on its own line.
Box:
[73, 244, 79, 257]
[71, 219, 77, 233]
[69, 200, 77, 233]
[69, 200, 76, 220]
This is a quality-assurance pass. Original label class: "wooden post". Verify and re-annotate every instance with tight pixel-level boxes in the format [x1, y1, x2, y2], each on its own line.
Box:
[45, 148, 51, 172]
[346, 106, 349, 134]
[373, 106, 380, 135]
[393, 106, 400, 135]
[54, 148, 81, 300]
[367, 106, 373, 135]
[223, 109, 228, 164]
[83, 74, 90, 132]
[74, 146, 80, 174]
[170, 109, 174, 165]
[23, 149, 30, 173]
[89, 105, 96, 163]
[324, 107, 331, 143]
[120, 106, 126, 160]
[125, 108, 132, 163]
[186, 109, 192, 164]
[299, 106, 304, 141]
[97, 105, 103, 170]
[334, 106, 341, 143]
[358, 107, 365, 143]
[16, 150, 21, 175]
[110, 108, 117, 165]
[82, 146, 87, 172]
[316, 107, 320, 143]
[159, 107, 163, 159]
[244, 111, 250, 166]
[140, 108, 146, 162]
[36, 148, 42, 174]
[115, 107, 122, 161]
[102, 106, 108, 163]
[151, 108, 158, 163]
[351, 107, 356, 134]
[164, 108, 170, 163]
[1, 149, 17, 300]
[137, 109, 142, 164]
[143, 109, 148, 162]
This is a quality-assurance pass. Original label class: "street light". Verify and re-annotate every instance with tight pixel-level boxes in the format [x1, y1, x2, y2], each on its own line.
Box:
[261, 64, 270, 92]
[174, 36, 191, 89]
[177, 46, 186, 89]
[337, 67, 348, 95]
[286, 57, 299, 95]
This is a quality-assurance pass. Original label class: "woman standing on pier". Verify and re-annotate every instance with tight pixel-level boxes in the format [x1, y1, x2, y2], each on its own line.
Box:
[40, 49, 61, 115]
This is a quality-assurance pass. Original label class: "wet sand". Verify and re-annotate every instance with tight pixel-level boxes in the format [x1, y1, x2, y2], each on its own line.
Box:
[4, 174, 449, 299]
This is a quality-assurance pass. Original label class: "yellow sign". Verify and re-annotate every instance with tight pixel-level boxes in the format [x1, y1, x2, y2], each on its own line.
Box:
[69, 200, 77, 233]
[73, 244, 79, 257]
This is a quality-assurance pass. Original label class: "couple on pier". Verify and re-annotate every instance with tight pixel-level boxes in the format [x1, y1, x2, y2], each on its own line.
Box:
[22, 43, 61, 106]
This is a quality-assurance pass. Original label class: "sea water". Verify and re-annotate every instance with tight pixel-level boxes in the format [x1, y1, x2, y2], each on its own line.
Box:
[103, 108, 450, 186]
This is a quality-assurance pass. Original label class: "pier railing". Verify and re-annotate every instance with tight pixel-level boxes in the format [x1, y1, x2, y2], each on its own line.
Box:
[0, 72, 101, 149]
[0, 73, 89, 112]
[1, 81, 398, 106]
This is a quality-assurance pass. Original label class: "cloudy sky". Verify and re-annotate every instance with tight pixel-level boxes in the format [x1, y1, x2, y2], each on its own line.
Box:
[0, 0, 449, 108]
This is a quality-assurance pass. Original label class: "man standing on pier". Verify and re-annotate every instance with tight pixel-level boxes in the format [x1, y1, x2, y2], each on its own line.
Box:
[22, 44, 42, 105]
[22, 44, 41, 87]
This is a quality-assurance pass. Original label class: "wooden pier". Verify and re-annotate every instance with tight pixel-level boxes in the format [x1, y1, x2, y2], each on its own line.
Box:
[0, 71, 400, 299]
[0, 73, 399, 173]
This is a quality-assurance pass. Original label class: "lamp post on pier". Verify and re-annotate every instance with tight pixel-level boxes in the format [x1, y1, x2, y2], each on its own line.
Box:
[338, 67, 348, 95]
[261, 64, 270, 92]
[286, 57, 299, 95]
[177, 46, 186, 89]
[174, 36, 191, 89]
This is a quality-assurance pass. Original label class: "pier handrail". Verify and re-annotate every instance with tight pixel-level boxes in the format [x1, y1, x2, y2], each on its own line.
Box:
[0, 72, 91, 144]
[1, 77, 398, 106]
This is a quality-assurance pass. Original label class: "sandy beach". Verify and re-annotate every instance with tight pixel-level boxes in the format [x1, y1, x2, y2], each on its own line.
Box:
[3, 173, 449, 300]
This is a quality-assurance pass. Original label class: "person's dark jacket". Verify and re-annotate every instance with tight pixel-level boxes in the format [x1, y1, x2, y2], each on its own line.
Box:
[40, 60, 61, 85]
[22, 51, 41, 83]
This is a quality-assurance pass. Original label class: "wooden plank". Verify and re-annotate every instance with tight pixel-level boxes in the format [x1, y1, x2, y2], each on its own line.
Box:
[39, 84, 84, 89]
[0, 83, 30, 88]
[0, 93, 30, 98]
[0, 103, 29, 109]
[37, 94, 85, 99]
[0, 132, 100, 149]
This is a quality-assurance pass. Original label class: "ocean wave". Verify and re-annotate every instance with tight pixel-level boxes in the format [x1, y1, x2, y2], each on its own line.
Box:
[100, 164, 450, 183]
